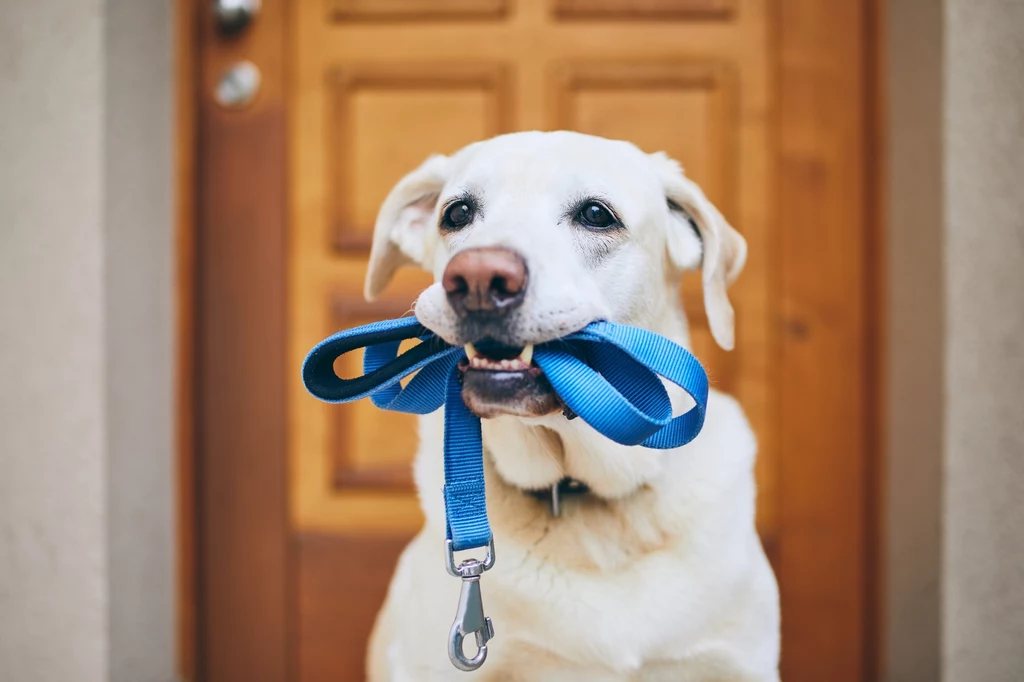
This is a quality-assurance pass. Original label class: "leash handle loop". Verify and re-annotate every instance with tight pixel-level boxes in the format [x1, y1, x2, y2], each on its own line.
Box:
[302, 316, 493, 552]
[549, 321, 710, 450]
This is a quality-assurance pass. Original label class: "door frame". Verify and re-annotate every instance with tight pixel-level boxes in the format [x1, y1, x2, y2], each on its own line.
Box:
[176, 1, 886, 679]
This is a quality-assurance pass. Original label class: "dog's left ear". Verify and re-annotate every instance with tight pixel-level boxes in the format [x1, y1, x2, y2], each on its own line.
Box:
[364, 154, 449, 300]
[650, 151, 747, 351]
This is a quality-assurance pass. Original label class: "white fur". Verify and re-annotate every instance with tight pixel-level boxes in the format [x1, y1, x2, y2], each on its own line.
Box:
[363, 132, 779, 681]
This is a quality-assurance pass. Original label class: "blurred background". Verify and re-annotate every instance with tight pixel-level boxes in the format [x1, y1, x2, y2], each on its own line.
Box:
[1, 1, 1022, 681]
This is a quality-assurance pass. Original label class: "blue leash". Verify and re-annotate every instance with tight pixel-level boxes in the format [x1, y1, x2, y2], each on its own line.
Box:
[302, 316, 709, 671]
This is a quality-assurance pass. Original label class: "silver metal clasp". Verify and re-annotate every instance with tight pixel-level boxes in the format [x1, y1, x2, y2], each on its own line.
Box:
[445, 539, 496, 672]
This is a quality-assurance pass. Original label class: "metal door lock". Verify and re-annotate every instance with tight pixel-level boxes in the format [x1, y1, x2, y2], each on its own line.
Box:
[213, 0, 261, 36]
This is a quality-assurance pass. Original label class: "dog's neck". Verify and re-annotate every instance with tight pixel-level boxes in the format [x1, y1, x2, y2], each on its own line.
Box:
[480, 414, 691, 572]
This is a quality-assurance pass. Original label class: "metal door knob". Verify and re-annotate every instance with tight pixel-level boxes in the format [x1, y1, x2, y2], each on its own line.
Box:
[214, 61, 261, 109]
[213, 0, 260, 36]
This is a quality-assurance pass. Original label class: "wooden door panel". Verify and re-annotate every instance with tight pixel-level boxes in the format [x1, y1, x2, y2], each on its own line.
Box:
[328, 0, 510, 22]
[329, 66, 511, 251]
[193, 0, 876, 680]
[552, 0, 736, 19]
[194, 0, 290, 679]
[297, 534, 409, 682]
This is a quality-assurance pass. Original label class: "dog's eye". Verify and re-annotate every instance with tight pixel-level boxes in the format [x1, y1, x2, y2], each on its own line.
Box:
[442, 201, 474, 229]
[576, 201, 618, 230]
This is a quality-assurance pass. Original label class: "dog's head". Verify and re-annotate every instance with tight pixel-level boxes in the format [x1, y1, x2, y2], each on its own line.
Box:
[366, 131, 745, 419]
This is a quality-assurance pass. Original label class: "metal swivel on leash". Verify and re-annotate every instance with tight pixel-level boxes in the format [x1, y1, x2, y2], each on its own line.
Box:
[445, 538, 496, 671]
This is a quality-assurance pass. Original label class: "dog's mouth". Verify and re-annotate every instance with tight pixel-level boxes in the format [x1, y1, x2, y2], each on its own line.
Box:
[458, 339, 560, 418]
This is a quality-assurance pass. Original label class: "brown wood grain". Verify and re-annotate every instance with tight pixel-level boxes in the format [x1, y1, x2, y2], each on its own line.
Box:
[195, 0, 290, 680]
[327, 64, 512, 254]
[296, 533, 413, 682]
[174, 0, 198, 678]
[329, 0, 509, 22]
[775, 0, 875, 680]
[552, 0, 735, 19]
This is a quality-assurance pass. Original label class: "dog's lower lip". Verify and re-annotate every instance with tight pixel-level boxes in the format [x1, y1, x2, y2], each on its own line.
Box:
[458, 358, 559, 418]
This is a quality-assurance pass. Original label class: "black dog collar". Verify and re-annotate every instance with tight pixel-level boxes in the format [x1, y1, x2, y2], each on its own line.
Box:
[525, 477, 591, 517]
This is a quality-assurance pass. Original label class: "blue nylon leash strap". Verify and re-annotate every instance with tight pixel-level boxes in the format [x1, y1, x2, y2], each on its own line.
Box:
[302, 316, 709, 552]
[301, 315, 710, 671]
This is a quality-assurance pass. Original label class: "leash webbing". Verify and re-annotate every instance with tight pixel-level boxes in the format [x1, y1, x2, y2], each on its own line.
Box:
[301, 315, 710, 670]
[302, 316, 709, 552]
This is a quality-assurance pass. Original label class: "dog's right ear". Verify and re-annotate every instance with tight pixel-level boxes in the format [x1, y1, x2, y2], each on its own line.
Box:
[650, 151, 747, 351]
[364, 154, 449, 300]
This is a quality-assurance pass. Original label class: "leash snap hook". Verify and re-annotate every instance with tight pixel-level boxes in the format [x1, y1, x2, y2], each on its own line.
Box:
[445, 539, 496, 672]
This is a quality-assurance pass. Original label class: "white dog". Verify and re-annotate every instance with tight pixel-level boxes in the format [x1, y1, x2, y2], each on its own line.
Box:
[363, 131, 780, 681]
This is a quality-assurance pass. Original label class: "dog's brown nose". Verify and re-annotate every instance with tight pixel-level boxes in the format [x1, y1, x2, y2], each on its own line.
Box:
[442, 247, 527, 317]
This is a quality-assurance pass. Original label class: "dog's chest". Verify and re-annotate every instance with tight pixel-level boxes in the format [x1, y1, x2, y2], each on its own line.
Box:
[480, 535, 719, 672]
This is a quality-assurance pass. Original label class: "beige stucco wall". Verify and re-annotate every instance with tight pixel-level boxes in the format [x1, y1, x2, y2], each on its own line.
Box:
[942, 1, 1024, 679]
[0, 1, 175, 681]
[887, 1, 1024, 680]
[0, 2, 108, 679]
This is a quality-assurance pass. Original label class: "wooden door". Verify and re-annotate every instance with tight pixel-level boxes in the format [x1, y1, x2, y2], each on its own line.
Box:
[190, 1, 879, 681]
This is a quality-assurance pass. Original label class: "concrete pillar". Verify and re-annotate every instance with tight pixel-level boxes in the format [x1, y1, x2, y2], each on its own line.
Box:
[0, 1, 175, 680]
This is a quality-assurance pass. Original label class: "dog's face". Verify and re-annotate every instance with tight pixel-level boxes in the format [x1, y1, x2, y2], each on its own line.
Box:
[366, 132, 745, 419]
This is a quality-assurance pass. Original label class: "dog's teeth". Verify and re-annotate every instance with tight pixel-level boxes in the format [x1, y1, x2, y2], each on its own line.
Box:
[464, 345, 536, 371]
[520, 344, 534, 366]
